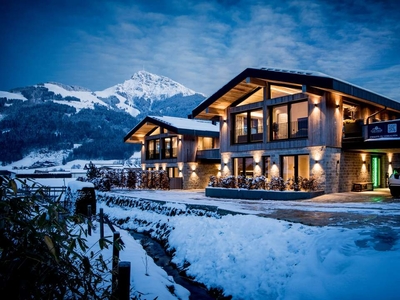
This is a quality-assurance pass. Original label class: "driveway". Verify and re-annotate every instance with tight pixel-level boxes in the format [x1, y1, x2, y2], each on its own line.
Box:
[108, 188, 400, 228]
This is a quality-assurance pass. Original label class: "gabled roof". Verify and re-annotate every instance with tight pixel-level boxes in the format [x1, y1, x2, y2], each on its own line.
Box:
[191, 67, 400, 119]
[124, 115, 219, 143]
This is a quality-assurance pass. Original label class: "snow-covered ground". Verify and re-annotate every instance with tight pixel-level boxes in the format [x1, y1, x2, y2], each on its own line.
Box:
[2, 157, 400, 299]
[95, 190, 400, 300]
[86, 219, 190, 300]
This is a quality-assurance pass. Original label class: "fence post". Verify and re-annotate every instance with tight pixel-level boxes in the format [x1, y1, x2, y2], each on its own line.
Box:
[112, 231, 120, 297]
[87, 205, 92, 236]
[99, 208, 104, 240]
[118, 261, 131, 300]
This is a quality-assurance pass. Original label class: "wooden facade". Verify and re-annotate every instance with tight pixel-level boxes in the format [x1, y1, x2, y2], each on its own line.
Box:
[124, 116, 220, 189]
[191, 68, 400, 193]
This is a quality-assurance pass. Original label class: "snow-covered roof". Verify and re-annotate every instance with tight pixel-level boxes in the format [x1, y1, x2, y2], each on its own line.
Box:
[149, 115, 219, 132]
[124, 115, 219, 143]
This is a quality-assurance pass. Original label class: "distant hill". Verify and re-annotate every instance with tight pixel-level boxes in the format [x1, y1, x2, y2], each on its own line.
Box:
[0, 71, 206, 165]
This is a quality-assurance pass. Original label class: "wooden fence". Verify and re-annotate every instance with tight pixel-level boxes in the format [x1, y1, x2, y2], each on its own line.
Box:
[88, 207, 131, 299]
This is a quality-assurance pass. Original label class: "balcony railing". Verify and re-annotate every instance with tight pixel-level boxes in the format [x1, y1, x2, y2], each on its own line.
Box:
[196, 149, 220, 160]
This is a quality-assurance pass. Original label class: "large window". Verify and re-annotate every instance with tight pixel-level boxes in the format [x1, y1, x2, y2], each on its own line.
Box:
[290, 102, 308, 138]
[167, 167, 179, 178]
[163, 137, 178, 159]
[271, 101, 308, 140]
[233, 109, 263, 144]
[198, 137, 215, 150]
[281, 154, 309, 182]
[262, 156, 271, 181]
[147, 139, 160, 159]
[270, 85, 302, 99]
[272, 105, 288, 140]
[234, 157, 254, 177]
[147, 137, 177, 160]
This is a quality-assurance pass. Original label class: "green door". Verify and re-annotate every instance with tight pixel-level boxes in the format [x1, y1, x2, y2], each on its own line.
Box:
[371, 156, 381, 188]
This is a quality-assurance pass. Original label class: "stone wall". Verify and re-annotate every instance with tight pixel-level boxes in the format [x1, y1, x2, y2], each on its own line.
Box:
[182, 162, 219, 189]
[338, 152, 371, 192]
[316, 147, 341, 193]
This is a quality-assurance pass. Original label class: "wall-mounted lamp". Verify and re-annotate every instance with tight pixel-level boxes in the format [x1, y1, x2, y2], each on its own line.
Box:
[363, 161, 366, 164]
[178, 169, 182, 172]
[315, 160, 319, 164]
[255, 162, 259, 166]
[223, 119, 227, 123]
[389, 161, 392, 165]
[192, 169, 196, 173]
[273, 161, 276, 165]
[178, 138, 182, 142]
[314, 104, 318, 107]
[224, 163, 227, 166]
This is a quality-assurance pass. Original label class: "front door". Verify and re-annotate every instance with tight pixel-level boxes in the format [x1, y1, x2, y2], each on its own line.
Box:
[371, 156, 381, 188]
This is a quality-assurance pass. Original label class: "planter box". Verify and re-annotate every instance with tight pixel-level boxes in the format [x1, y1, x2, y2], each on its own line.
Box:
[205, 187, 324, 200]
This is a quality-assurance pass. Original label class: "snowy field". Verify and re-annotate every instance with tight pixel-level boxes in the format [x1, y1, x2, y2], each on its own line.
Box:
[2, 155, 400, 299]
[96, 194, 400, 300]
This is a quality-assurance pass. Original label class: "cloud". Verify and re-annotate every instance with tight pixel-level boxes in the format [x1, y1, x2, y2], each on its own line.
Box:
[1, 0, 399, 101]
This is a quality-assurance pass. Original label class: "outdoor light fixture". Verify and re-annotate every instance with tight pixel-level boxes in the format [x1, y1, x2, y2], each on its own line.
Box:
[224, 163, 227, 166]
[255, 162, 259, 166]
[336, 105, 340, 108]
[273, 161, 276, 165]
[315, 160, 319, 164]
[390, 161, 392, 165]
[314, 104, 318, 107]
[363, 161, 366, 164]
[223, 119, 227, 123]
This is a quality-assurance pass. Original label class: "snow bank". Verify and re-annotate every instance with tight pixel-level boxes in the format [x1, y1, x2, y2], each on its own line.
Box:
[98, 194, 400, 300]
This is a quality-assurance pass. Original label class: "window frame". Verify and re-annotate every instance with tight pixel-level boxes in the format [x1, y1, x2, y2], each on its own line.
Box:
[280, 154, 309, 182]
[233, 157, 254, 177]
[270, 100, 308, 141]
[232, 108, 264, 144]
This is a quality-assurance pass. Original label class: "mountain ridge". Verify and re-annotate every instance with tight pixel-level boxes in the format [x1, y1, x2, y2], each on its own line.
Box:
[1, 70, 206, 117]
[0, 71, 206, 164]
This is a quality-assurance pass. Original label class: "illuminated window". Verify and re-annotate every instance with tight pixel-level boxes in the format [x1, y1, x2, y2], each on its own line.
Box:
[263, 156, 271, 181]
[271, 85, 302, 99]
[281, 154, 309, 182]
[233, 109, 263, 144]
[198, 137, 215, 150]
[234, 157, 254, 177]
[271, 101, 308, 140]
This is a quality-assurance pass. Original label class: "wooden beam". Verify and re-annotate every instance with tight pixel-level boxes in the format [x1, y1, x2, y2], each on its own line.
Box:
[126, 136, 142, 143]
[302, 85, 325, 96]
[246, 77, 267, 86]
[205, 107, 225, 115]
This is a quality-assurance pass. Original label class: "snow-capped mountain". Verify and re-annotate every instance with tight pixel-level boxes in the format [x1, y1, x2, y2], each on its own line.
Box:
[0, 71, 206, 164]
[1, 70, 205, 117]
[100, 70, 198, 103]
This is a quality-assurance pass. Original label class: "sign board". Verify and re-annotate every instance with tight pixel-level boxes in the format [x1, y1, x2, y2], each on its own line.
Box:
[367, 120, 400, 139]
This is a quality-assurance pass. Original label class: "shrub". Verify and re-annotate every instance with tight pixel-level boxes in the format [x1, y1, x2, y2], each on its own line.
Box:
[0, 176, 113, 299]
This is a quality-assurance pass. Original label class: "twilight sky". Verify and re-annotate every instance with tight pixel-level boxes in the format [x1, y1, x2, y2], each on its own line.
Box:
[1, 0, 399, 99]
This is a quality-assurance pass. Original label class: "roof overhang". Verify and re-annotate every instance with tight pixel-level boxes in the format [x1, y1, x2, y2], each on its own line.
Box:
[191, 67, 400, 120]
[124, 116, 219, 143]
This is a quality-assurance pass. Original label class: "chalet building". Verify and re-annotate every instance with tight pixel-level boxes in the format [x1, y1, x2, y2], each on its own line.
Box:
[124, 116, 220, 189]
[190, 67, 400, 193]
